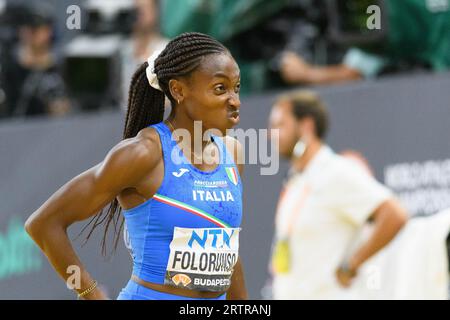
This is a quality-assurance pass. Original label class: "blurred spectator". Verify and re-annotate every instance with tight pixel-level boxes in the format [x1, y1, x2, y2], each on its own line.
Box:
[267, 90, 408, 299]
[120, 0, 168, 110]
[1, 3, 71, 118]
[340, 149, 375, 177]
[159, 0, 294, 95]
[280, 0, 450, 85]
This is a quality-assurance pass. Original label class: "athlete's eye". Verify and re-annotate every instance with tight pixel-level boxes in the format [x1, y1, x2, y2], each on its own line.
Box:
[214, 84, 226, 94]
[234, 83, 241, 94]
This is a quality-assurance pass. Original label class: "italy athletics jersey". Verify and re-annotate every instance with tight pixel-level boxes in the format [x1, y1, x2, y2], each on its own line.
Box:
[123, 122, 243, 292]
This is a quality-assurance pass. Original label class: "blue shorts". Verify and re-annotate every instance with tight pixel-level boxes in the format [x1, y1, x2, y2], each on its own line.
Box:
[117, 280, 227, 300]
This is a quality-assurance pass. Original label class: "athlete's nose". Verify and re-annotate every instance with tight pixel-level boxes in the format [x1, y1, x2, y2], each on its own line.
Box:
[228, 92, 240, 110]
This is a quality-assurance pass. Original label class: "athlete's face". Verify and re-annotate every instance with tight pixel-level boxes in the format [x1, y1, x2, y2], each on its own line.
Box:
[269, 100, 298, 158]
[181, 53, 241, 135]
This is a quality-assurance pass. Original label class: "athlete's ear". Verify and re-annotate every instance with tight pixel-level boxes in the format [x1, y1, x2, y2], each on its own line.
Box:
[168, 79, 187, 105]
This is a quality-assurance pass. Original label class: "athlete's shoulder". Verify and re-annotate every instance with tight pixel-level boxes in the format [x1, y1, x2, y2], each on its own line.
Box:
[135, 126, 163, 156]
[102, 127, 162, 176]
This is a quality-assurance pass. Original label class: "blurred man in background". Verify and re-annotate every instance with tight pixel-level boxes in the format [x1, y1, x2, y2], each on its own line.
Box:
[1, 3, 71, 118]
[268, 90, 408, 299]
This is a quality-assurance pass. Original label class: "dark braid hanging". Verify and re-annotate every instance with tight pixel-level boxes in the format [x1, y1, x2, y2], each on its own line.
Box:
[80, 32, 228, 256]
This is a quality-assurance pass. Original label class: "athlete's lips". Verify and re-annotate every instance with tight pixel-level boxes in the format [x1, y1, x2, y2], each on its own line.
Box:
[227, 110, 240, 124]
[229, 110, 239, 117]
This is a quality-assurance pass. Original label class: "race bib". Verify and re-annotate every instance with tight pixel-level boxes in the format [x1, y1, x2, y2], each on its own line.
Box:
[165, 227, 240, 292]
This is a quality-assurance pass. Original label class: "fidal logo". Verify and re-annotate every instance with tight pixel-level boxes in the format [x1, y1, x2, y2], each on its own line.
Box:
[0, 216, 42, 280]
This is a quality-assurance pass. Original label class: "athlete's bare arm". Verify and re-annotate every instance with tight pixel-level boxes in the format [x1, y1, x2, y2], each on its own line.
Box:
[24, 129, 161, 299]
[223, 136, 248, 299]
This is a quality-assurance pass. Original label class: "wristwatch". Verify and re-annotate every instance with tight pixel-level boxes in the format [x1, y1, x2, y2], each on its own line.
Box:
[339, 261, 357, 277]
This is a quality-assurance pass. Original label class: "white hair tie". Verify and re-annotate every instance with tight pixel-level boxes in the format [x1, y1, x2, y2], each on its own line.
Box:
[146, 49, 163, 91]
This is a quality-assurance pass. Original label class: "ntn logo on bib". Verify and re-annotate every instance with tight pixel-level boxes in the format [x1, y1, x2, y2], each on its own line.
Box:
[188, 228, 236, 249]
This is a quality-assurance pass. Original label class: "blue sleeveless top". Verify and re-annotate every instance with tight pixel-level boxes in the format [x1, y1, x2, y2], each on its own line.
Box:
[122, 122, 243, 284]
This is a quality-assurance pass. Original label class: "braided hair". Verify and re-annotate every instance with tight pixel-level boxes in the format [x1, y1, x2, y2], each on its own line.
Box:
[81, 32, 228, 256]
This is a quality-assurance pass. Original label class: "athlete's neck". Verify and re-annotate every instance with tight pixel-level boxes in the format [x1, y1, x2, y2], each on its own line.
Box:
[166, 113, 213, 158]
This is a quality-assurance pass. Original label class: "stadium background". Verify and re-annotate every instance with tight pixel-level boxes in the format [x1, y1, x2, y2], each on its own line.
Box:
[0, 0, 449, 299]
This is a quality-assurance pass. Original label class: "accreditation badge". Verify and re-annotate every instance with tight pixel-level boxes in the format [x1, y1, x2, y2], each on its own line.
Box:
[272, 238, 291, 274]
[165, 227, 240, 292]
